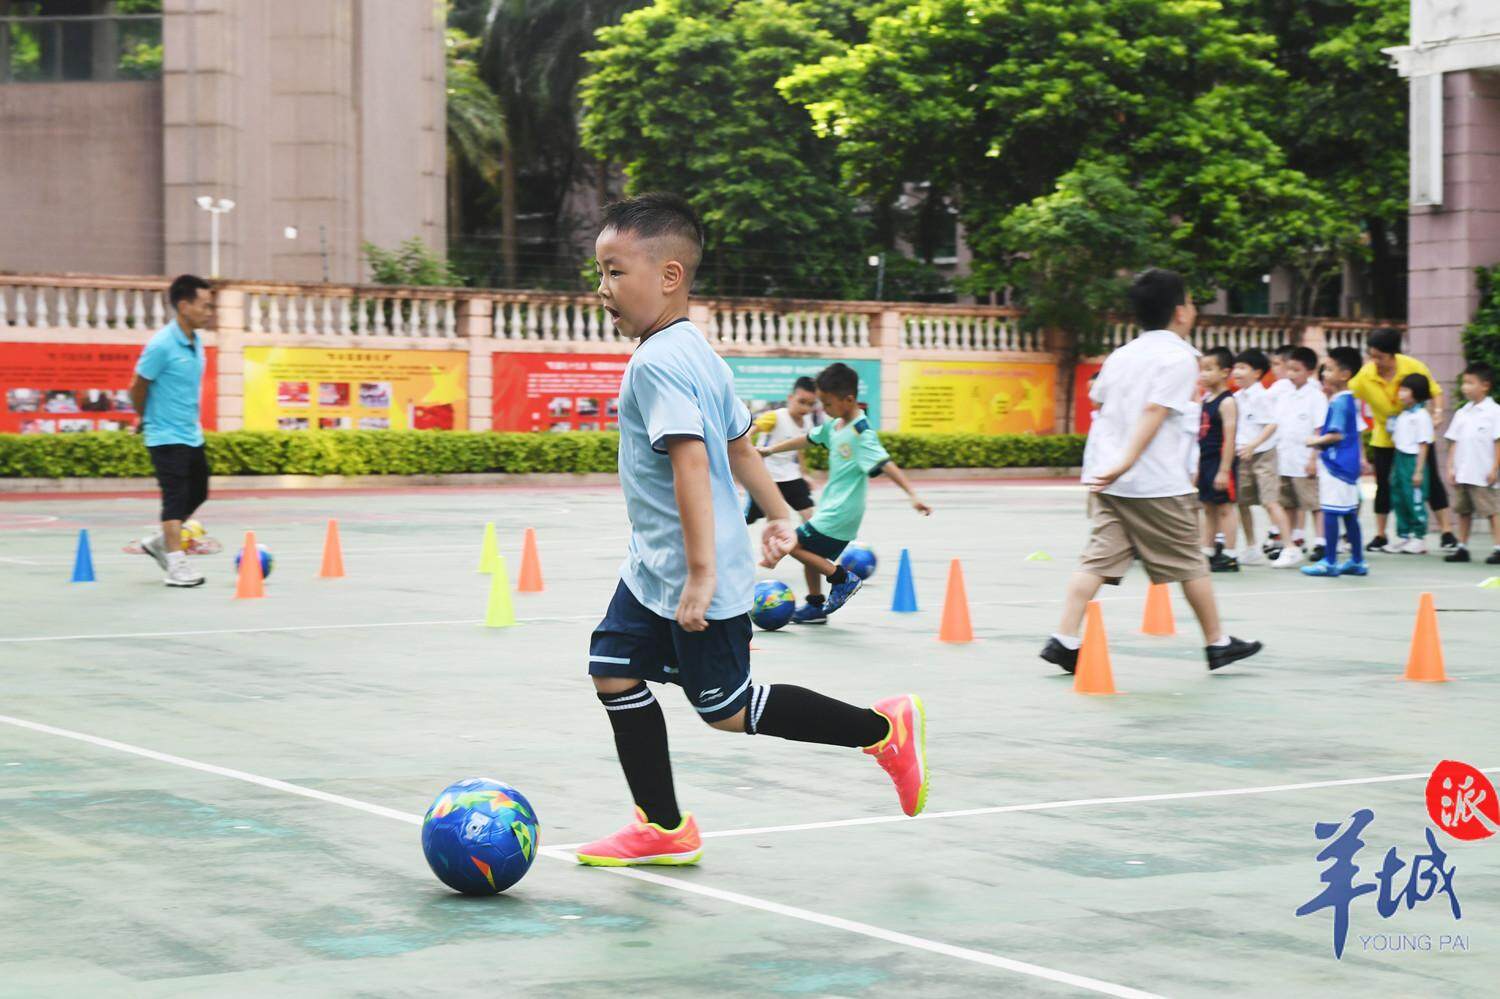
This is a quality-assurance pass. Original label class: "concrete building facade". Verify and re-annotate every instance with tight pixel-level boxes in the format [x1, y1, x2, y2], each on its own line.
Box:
[0, 0, 445, 283]
[1388, 1, 1500, 385]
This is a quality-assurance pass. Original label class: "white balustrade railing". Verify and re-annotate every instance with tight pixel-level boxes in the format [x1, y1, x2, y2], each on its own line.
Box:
[492, 296, 618, 342]
[901, 310, 1033, 351]
[1100, 318, 1300, 354]
[705, 304, 872, 349]
[1324, 325, 1373, 350]
[0, 283, 168, 332]
[246, 290, 458, 337]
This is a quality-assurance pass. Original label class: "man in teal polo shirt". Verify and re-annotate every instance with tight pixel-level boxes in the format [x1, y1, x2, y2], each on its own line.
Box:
[129, 274, 214, 587]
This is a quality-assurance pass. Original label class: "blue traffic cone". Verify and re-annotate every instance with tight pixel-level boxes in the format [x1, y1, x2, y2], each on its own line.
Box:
[891, 547, 918, 613]
[71, 529, 96, 583]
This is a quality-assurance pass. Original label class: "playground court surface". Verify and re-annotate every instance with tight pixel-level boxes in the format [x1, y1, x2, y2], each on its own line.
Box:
[0, 479, 1496, 998]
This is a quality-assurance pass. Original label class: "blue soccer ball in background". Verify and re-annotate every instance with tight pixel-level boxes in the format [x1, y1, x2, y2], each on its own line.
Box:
[750, 579, 796, 631]
[839, 544, 877, 580]
[422, 777, 539, 895]
[233, 543, 274, 579]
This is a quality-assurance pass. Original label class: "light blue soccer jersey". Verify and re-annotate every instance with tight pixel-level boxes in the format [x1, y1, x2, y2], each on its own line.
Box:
[616, 321, 754, 620]
[134, 320, 206, 447]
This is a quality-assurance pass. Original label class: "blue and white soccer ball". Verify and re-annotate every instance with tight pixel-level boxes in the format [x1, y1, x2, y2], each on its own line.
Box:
[421, 777, 540, 895]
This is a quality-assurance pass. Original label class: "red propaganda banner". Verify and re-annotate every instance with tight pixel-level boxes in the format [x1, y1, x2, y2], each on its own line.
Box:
[1073, 361, 1103, 434]
[0, 342, 218, 434]
[493, 352, 629, 432]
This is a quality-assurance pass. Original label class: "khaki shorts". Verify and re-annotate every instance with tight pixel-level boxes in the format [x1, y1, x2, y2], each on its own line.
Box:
[1237, 448, 1282, 507]
[1454, 483, 1500, 518]
[1079, 493, 1209, 585]
[1279, 475, 1319, 512]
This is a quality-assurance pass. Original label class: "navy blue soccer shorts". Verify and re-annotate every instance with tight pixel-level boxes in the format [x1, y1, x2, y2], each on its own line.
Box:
[588, 580, 753, 724]
[795, 521, 851, 561]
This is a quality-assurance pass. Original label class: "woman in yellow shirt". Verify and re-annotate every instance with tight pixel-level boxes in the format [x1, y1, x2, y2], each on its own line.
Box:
[1347, 328, 1455, 551]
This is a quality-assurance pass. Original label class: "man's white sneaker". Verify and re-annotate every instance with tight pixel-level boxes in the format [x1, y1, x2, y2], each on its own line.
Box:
[141, 534, 169, 571]
[1238, 548, 1267, 566]
[1271, 546, 1305, 569]
[165, 559, 205, 587]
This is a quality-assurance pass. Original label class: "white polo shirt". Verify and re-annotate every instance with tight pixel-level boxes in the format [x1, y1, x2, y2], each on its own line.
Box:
[1082, 329, 1200, 498]
[1274, 381, 1328, 477]
[1445, 397, 1500, 486]
[1392, 407, 1434, 455]
[1235, 381, 1278, 453]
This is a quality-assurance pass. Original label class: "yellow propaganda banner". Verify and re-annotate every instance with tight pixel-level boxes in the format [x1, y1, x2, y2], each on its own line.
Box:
[242, 347, 468, 431]
[897, 360, 1056, 434]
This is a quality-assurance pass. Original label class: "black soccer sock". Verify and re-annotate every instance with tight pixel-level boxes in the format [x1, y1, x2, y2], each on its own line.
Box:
[827, 565, 850, 584]
[745, 684, 890, 748]
[598, 683, 681, 829]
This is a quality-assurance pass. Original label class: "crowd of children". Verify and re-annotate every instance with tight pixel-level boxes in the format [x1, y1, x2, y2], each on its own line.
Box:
[1192, 343, 1500, 577]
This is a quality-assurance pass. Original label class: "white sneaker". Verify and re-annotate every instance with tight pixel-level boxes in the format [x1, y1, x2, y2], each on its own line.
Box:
[1272, 546, 1305, 569]
[165, 559, 205, 588]
[1401, 537, 1428, 555]
[140, 534, 169, 571]
[1238, 548, 1267, 566]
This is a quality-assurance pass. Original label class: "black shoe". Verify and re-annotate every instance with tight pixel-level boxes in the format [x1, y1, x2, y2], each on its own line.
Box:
[1445, 547, 1471, 563]
[1209, 552, 1240, 573]
[1441, 532, 1460, 552]
[1207, 636, 1263, 671]
[1265, 545, 1284, 561]
[1488, 549, 1500, 565]
[1308, 544, 1326, 562]
[1366, 535, 1390, 553]
[1040, 637, 1078, 675]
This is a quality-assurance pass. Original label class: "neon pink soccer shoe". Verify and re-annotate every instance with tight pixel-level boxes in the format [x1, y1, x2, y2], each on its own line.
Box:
[864, 694, 930, 817]
[575, 808, 703, 867]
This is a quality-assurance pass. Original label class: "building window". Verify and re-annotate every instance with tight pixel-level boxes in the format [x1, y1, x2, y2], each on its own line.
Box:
[0, 1, 161, 83]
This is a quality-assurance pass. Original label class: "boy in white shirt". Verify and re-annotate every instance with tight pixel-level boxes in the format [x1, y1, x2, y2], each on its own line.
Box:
[1040, 268, 1261, 674]
[746, 376, 818, 526]
[1273, 346, 1326, 564]
[1443, 362, 1500, 564]
[1390, 373, 1436, 554]
[1232, 349, 1294, 565]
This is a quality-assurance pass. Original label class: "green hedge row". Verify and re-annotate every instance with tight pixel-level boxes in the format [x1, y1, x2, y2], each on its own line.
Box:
[0, 430, 1085, 478]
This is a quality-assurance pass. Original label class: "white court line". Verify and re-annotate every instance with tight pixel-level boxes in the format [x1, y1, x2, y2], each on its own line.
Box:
[0, 712, 1159, 999]
[0, 613, 599, 644]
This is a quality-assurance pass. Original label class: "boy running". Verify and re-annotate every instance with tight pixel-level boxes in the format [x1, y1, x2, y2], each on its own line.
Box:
[1301, 347, 1370, 577]
[580, 194, 928, 867]
[1041, 268, 1262, 673]
[1444, 362, 1500, 564]
[758, 362, 931, 624]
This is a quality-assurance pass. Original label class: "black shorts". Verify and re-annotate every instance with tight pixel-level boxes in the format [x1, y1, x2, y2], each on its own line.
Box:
[1197, 452, 1238, 505]
[745, 478, 815, 524]
[1369, 443, 1447, 515]
[795, 521, 851, 561]
[148, 444, 210, 523]
[588, 580, 752, 724]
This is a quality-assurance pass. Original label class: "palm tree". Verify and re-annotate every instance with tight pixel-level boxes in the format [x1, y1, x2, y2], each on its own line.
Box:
[445, 27, 514, 284]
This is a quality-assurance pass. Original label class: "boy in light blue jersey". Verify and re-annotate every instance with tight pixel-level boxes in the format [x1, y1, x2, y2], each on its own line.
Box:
[759, 362, 931, 623]
[576, 194, 929, 867]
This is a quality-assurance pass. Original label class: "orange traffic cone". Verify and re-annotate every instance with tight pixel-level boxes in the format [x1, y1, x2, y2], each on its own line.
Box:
[1404, 592, 1447, 682]
[1074, 601, 1116, 695]
[234, 530, 265, 599]
[319, 518, 345, 579]
[938, 559, 973, 643]
[517, 527, 544, 593]
[1141, 582, 1175, 636]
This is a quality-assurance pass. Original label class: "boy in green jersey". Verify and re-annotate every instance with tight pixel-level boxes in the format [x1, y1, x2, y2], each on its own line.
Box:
[759, 363, 931, 622]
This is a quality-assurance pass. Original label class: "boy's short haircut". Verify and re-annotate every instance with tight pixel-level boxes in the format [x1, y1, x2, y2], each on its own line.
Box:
[1327, 346, 1362, 377]
[1234, 348, 1270, 375]
[1128, 268, 1186, 330]
[1400, 372, 1432, 403]
[792, 376, 817, 394]
[600, 192, 705, 281]
[1272, 343, 1296, 359]
[1203, 346, 1234, 371]
[815, 362, 859, 398]
[169, 274, 211, 309]
[1288, 346, 1319, 370]
[1367, 327, 1402, 356]
[1463, 361, 1495, 387]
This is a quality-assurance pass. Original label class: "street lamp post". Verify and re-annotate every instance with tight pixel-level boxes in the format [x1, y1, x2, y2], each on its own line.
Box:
[868, 253, 886, 301]
[195, 195, 236, 278]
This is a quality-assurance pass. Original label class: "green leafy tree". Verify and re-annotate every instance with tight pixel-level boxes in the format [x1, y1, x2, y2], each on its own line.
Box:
[444, 27, 513, 283]
[580, 0, 871, 298]
[780, 0, 1357, 334]
[363, 238, 460, 287]
[1462, 266, 1500, 402]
